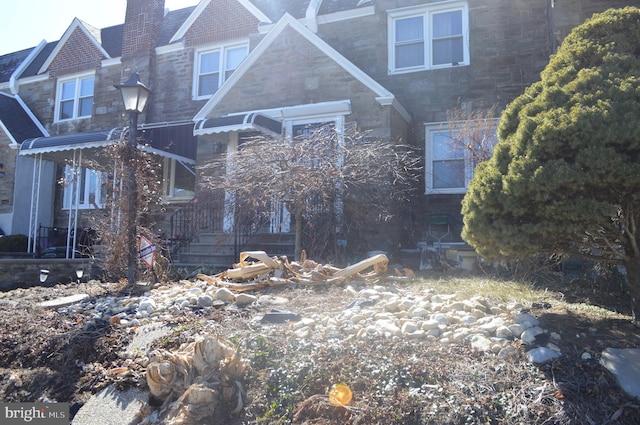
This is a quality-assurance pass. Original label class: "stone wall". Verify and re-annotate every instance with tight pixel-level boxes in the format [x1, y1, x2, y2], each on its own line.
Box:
[0, 259, 98, 292]
[0, 137, 16, 214]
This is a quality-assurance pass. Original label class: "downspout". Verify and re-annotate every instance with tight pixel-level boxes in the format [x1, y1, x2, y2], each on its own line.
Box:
[305, 0, 323, 33]
[9, 40, 47, 95]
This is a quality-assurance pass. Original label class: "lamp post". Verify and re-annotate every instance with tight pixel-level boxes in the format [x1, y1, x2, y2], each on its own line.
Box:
[115, 72, 151, 285]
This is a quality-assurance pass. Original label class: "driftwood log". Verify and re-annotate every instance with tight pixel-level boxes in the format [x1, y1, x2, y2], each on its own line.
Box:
[197, 251, 390, 291]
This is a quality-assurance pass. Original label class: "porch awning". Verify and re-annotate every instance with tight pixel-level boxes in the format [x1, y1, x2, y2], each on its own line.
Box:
[194, 113, 282, 137]
[139, 122, 197, 164]
[19, 128, 125, 160]
[19, 122, 197, 164]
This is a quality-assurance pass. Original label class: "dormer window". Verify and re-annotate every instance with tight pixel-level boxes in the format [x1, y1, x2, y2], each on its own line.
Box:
[388, 1, 469, 74]
[55, 72, 94, 121]
[194, 43, 248, 99]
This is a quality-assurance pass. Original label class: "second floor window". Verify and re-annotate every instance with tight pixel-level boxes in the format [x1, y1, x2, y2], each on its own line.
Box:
[388, 1, 469, 74]
[56, 74, 94, 121]
[195, 44, 248, 99]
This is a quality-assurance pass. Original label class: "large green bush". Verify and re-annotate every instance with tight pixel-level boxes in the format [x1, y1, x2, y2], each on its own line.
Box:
[462, 7, 640, 323]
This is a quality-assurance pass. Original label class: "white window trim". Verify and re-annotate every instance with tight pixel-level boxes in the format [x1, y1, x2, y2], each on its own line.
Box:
[63, 166, 105, 210]
[425, 123, 472, 195]
[54, 71, 95, 122]
[193, 42, 249, 100]
[284, 115, 345, 138]
[162, 157, 196, 202]
[387, 1, 469, 75]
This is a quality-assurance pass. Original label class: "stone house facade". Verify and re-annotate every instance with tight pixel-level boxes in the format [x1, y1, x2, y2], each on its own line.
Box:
[0, 0, 634, 262]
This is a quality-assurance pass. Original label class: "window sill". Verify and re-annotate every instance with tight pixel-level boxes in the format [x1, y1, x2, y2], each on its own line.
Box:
[54, 116, 92, 124]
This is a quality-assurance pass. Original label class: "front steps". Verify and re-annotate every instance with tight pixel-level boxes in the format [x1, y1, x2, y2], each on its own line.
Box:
[175, 231, 295, 270]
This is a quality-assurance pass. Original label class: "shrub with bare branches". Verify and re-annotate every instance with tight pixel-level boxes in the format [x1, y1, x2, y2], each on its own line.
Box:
[199, 125, 422, 261]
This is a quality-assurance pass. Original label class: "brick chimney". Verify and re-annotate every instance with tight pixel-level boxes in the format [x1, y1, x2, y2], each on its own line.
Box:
[122, 0, 165, 58]
[120, 0, 165, 122]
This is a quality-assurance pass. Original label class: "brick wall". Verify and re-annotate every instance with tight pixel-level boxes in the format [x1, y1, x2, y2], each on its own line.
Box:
[48, 28, 103, 77]
[184, 0, 258, 47]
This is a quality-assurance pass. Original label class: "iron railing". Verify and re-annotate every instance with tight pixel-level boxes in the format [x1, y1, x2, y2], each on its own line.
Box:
[233, 214, 270, 258]
[168, 193, 224, 257]
[35, 226, 95, 258]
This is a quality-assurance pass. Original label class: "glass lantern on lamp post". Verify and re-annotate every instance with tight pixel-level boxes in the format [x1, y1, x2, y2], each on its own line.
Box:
[115, 72, 151, 285]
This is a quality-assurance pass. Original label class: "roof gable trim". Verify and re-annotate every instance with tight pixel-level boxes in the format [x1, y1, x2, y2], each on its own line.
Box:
[0, 92, 48, 145]
[10, 41, 47, 93]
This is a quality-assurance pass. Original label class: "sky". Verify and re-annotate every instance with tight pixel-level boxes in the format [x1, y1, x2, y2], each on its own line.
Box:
[0, 0, 200, 56]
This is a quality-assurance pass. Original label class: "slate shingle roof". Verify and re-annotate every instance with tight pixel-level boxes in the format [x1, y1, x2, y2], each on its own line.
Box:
[100, 25, 123, 57]
[159, 6, 198, 45]
[17, 42, 57, 78]
[0, 93, 45, 144]
[0, 48, 33, 83]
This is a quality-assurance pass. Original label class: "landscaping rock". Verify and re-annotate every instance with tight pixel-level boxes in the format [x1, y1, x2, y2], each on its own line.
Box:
[600, 348, 640, 398]
[71, 385, 146, 425]
[526, 347, 561, 363]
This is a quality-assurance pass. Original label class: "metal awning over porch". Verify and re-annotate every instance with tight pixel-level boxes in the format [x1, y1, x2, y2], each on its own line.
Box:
[19, 122, 197, 164]
[194, 113, 282, 137]
[19, 128, 125, 161]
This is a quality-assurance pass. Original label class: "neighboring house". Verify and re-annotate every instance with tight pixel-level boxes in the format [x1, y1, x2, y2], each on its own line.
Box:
[0, 0, 634, 264]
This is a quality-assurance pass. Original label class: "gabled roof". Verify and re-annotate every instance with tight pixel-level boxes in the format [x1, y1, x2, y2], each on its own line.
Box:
[38, 18, 111, 75]
[194, 13, 411, 123]
[170, 0, 272, 43]
[0, 92, 47, 145]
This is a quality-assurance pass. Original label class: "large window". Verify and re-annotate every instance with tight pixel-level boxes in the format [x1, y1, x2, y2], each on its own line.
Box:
[194, 44, 248, 99]
[163, 158, 195, 200]
[63, 166, 106, 209]
[55, 73, 94, 121]
[425, 121, 497, 194]
[388, 1, 468, 74]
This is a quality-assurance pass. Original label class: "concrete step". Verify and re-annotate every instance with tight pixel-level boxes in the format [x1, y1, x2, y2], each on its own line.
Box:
[177, 252, 235, 268]
[187, 242, 235, 255]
